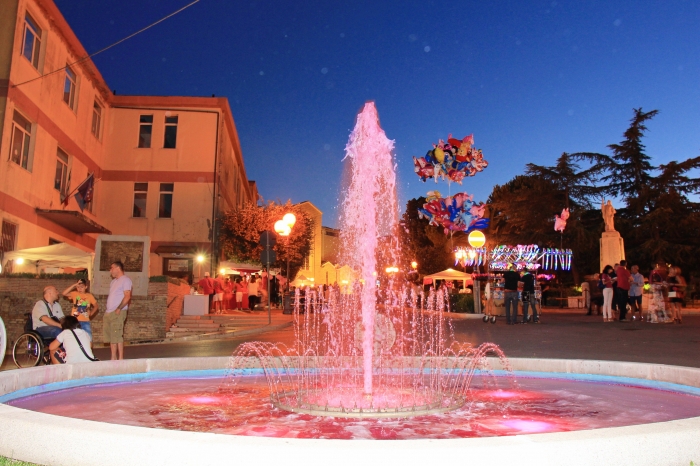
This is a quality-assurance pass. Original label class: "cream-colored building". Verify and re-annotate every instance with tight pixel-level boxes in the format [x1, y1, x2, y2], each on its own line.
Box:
[293, 201, 356, 287]
[0, 0, 256, 279]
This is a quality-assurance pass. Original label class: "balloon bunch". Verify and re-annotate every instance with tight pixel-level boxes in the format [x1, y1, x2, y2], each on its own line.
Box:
[413, 134, 489, 184]
[418, 191, 490, 235]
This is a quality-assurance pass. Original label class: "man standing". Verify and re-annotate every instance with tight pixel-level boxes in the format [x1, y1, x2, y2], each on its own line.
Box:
[32, 285, 65, 340]
[103, 261, 132, 360]
[212, 273, 225, 314]
[503, 266, 521, 325]
[615, 260, 631, 321]
[628, 265, 644, 321]
[198, 272, 215, 312]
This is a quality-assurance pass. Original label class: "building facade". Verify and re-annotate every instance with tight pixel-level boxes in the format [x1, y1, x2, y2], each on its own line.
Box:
[0, 0, 257, 280]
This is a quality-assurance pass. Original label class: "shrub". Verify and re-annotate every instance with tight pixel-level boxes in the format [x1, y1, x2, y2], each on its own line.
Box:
[449, 293, 475, 313]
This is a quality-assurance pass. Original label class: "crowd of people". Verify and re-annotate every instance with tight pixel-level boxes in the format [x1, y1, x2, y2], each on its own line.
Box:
[587, 260, 687, 324]
[196, 269, 289, 313]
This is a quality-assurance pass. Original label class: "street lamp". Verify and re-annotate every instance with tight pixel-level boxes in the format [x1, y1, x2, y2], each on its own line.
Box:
[274, 213, 296, 293]
[196, 254, 205, 281]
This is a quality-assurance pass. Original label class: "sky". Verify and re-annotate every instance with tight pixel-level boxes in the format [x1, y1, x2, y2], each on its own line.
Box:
[54, 0, 700, 227]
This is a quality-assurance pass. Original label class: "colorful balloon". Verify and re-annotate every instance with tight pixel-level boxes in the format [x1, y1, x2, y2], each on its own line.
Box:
[412, 134, 489, 184]
[418, 191, 489, 235]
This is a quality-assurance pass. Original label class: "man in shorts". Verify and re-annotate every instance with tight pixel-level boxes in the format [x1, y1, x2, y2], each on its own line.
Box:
[103, 261, 132, 360]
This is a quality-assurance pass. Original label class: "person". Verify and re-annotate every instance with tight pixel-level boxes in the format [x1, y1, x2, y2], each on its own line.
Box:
[601, 199, 616, 232]
[32, 285, 65, 340]
[198, 272, 215, 311]
[234, 276, 245, 310]
[259, 269, 269, 307]
[581, 280, 590, 314]
[223, 276, 234, 312]
[104, 261, 132, 360]
[601, 265, 615, 322]
[502, 266, 520, 325]
[628, 265, 644, 321]
[667, 266, 686, 324]
[521, 271, 539, 323]
[49, 316, 96, 364]
[247, 275, 259, 310]
[540, 281, 550, 307]
[62, 278, 99, 345]
[648, 264, 669, 323]
[609, 263, 619, 317]
[587, 274, 603, 315]
[212, 273, 225, 314]
[615, 260, 631, 321]
[270, 275, 280, 308]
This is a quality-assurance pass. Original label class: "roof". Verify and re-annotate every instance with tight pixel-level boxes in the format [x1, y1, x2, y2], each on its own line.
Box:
[424, 268, 472, 280]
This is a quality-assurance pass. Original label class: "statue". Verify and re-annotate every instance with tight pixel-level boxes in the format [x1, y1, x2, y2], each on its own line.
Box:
[601, 200, 616, 232]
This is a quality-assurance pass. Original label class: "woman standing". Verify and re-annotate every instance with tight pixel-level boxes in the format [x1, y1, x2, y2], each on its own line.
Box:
[601, 265, 615, 322]
[223, 276, 234, 312]
[234, 276, 245, 310]
[667, 266, 686, 323]
[62, 278, 98, 345]
[247, 275, 259, 310]
[648, 264, 670, 323]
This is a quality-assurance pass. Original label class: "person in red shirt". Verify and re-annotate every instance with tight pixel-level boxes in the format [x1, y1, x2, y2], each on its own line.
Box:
[614, 260, 632, 321]
[198, 272, 215, 312]
[212, 273, 225, 314]
[223, 276, 234, 312]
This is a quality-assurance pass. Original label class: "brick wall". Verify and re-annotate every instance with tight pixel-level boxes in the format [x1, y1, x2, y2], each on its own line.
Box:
[0, 278, 190, 351]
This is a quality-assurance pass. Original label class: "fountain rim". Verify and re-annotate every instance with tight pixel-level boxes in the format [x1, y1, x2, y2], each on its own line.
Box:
[1, 356, 700, 466]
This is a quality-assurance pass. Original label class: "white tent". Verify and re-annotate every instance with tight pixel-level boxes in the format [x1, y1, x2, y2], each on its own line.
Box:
[424, 268, 472, 288]
[4, 243, 94, 279]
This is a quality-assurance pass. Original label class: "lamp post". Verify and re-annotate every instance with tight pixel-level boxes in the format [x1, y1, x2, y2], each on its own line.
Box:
[274, 213, 296, 294]
[196, 254, 205, 281]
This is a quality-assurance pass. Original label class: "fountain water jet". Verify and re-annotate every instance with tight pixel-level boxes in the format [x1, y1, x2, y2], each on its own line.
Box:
[223, 102, 510, 418]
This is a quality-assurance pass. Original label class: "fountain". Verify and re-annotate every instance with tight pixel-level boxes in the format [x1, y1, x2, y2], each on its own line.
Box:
[1, 103, 700, 465]
[224, 102, 510, 418]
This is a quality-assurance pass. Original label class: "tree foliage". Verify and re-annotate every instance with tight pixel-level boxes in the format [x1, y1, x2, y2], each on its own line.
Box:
[399, 197, 456, 276]
[219, 201, 314, 280]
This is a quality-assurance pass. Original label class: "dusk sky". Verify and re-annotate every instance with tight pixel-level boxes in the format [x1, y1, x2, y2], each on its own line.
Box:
[55, 0, 700, 227]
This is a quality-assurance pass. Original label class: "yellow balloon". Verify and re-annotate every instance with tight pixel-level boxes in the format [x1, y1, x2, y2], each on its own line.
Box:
[434, 148, 445, 163]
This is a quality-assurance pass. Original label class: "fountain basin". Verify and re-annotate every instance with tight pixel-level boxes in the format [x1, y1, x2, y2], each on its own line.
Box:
[1, 357, 700, 466]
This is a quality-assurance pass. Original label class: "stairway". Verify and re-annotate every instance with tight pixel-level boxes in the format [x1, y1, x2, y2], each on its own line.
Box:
[166, 313, 288, 339]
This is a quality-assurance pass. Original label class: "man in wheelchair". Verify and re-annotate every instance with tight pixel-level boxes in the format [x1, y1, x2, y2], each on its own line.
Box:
[32, 285, 65, 341]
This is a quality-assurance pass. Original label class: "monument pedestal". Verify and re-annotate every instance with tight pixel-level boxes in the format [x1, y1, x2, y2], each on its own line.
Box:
[600, 231, 625, 271]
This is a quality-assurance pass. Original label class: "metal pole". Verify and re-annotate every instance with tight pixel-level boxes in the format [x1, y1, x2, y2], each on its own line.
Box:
[267, 264, 271, 325]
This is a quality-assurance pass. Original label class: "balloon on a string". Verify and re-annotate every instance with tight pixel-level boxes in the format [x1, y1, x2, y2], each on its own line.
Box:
[412, 133, 489, 184]
[418, 191, 489, 235]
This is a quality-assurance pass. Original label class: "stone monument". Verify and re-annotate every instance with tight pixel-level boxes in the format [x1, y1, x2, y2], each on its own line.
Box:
[600, 200, 625, 271]
[93, 235, 150, 296]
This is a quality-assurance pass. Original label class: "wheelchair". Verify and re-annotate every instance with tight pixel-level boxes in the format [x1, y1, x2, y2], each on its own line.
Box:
[12, 313, 55, 368]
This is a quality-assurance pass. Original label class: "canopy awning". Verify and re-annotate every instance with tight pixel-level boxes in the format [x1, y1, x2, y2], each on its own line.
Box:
[423, 268, 472, 286]
[36, 209, 111, 234]
[219, 261, 262, 274]
[3, 243, 94, 279]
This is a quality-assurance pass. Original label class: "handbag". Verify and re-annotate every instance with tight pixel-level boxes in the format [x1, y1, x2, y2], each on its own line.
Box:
[69, 329, 99, 362]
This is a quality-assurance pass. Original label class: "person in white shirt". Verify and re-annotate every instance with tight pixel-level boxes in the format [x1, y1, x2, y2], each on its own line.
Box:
[49, 316, 95, 364]
[103, 261, 132, 360]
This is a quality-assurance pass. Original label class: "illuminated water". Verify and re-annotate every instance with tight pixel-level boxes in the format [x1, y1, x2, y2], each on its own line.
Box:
[7, 371, 700, 439]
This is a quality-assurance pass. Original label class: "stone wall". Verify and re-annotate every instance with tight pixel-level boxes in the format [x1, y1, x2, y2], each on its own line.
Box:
[0, 277, 190, 351]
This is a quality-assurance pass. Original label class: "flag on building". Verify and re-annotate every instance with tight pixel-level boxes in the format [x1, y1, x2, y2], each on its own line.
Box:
[74, 173, 94, 211]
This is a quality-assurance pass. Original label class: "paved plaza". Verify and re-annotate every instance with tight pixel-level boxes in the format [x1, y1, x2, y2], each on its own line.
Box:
[4, 308, 698, 371]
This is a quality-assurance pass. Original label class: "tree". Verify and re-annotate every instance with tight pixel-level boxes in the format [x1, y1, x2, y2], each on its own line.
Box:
[219, 201, 314, 280]
[525, 152, 603, 209]
[399, 197, 455, 276]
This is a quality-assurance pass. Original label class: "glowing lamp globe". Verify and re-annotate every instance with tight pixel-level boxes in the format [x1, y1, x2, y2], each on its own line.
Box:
[468, 231, 486, 248]
[16, 257, 24, 265]
[283, 213, 297, 228]
[196, 255, 205, 263]
[274, 220, 291, 236]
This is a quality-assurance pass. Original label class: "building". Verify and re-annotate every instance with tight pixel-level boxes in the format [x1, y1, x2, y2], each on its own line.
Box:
[0, 0, 257, 280]
[293, 201, 356, 287]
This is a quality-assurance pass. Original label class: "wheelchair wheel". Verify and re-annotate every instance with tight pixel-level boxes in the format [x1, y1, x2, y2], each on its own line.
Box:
[13, 332, 44, 368]
[0, 316, 6, 367]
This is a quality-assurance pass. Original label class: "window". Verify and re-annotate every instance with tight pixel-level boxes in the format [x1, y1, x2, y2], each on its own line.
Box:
[63, 66, 77, 109]
[1, 221, 18, 254]
[158, 183, 174, 218]
[48, 238, 62, 246]
[91, 101, 102, 138]
[133, 183, 148, 218]
[9, 111, 33, 170]
[138, 115, 153, 148]
[54, 148, 69, 194]
[22, 14, 42, 69]
[164, 115, 178, 148]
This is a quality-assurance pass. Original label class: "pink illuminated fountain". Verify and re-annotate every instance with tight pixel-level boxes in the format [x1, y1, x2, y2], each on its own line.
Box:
[224, 102, 509, 417]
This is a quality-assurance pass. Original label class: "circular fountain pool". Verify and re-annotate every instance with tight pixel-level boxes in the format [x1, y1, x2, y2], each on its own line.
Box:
[1, 357, 700, 466]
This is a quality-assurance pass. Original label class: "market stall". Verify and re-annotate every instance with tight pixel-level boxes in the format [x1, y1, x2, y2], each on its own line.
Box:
[3, 243, 94, 280]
